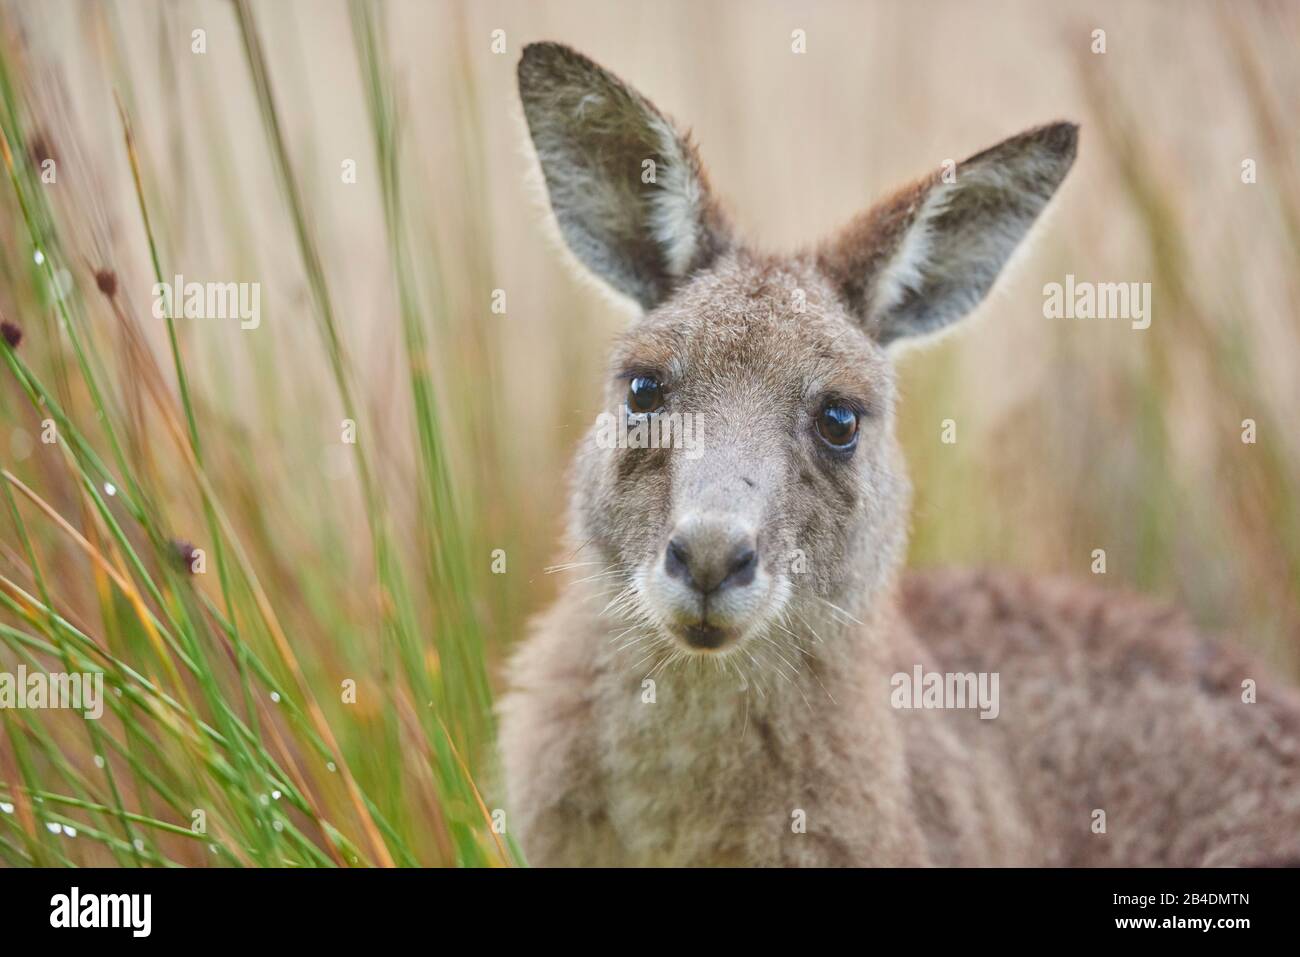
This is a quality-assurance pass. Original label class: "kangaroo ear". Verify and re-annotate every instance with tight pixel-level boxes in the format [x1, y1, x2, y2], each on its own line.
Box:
[518, 42, 730, 310]
[819, 122, 1078, 347]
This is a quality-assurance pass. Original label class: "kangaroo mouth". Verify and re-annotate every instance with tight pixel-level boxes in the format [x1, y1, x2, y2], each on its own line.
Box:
[676, 622, 736, 651]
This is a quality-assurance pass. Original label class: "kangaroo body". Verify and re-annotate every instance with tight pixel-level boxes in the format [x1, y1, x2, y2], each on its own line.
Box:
[499, 43, 1300, 867]
[503, 566, 1300, 866]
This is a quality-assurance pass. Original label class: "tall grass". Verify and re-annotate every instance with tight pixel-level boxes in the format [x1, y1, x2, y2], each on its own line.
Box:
[1, 0, 1298, 867]
[0, 0, 512, 866]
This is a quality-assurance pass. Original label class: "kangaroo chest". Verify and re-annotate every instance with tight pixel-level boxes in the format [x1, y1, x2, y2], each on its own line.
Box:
[590, 669, 832, 866]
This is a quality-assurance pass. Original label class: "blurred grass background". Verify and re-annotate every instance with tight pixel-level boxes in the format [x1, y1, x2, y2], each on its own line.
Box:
[0, 0, 1296, 866]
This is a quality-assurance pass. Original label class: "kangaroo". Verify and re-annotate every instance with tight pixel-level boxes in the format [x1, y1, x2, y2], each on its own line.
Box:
[498, 42, 1300, 867]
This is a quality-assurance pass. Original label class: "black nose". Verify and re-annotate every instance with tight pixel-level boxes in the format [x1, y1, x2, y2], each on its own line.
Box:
[664, 527, 758, 595]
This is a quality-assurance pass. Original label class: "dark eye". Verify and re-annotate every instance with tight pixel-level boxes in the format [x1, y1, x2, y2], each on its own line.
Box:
[627, 375, 665, 414]
[817, 404, 858, 448]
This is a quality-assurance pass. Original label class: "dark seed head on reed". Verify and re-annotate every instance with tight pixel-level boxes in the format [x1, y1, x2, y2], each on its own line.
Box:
[171, 539, 200, 574]
[1, 319, 21, 349]
[94, 268, 118, 298]
[27, 131, 54, 168]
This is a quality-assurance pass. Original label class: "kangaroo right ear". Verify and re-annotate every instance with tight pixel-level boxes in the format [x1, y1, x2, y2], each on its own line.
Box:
[818, 122, 1078, 347]
[518, 42, 731, 311]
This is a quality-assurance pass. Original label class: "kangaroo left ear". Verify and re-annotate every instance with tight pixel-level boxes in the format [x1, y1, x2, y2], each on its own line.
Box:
[818, 122, 1078, 347]
[518, 42, 732, 311]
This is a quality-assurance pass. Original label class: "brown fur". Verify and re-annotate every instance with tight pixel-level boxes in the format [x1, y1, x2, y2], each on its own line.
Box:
[498, 43, 1300, 867]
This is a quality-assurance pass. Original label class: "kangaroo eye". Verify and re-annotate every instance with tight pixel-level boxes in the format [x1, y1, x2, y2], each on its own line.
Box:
[817, 404, 858, 448]
[627, 375, 665, 414]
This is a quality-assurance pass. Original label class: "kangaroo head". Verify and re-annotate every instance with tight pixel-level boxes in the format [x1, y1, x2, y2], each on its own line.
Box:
[519, 42, 1076, 655]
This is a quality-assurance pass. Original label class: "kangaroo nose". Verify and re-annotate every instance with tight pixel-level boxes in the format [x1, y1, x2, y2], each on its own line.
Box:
[664, 517, 758, 595]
